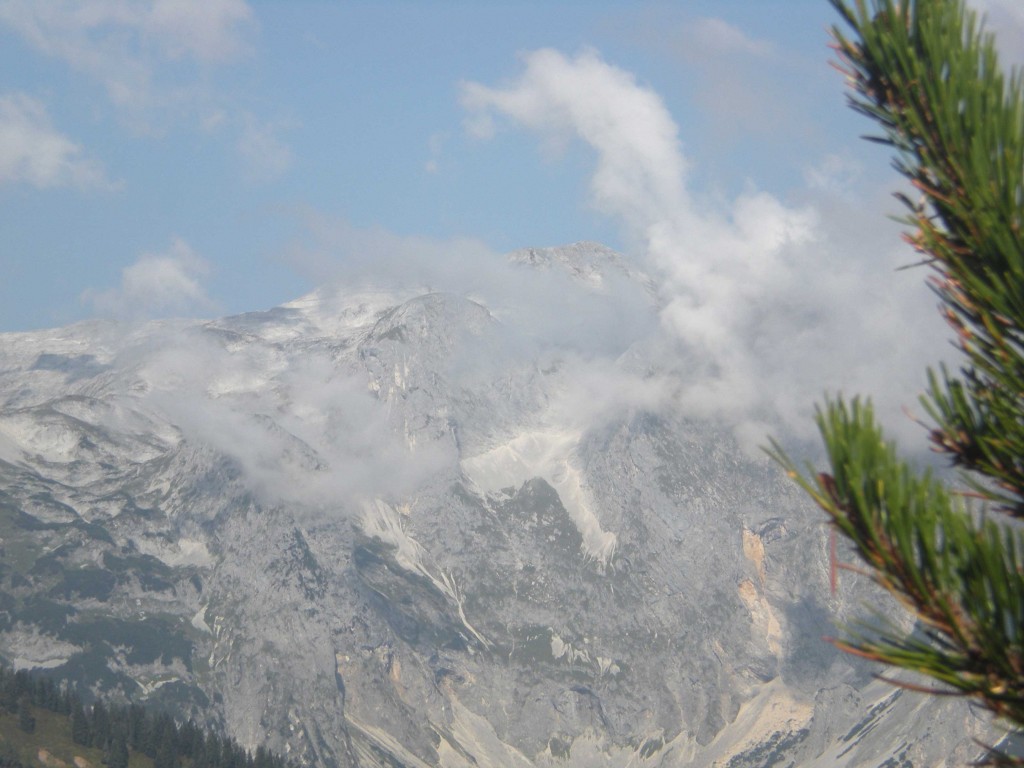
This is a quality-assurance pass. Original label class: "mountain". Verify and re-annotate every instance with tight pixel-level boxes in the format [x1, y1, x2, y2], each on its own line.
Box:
[0, 243, 1007, 766]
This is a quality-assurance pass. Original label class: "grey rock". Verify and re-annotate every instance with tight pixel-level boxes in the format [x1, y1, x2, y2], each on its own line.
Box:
[0, 243, 1005, 767]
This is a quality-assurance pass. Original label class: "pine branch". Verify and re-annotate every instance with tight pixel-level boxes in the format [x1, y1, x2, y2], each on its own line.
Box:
[774, 0, 1024, 750]
[830, 0, 1024, 516]
[768, 399, 1024, 726]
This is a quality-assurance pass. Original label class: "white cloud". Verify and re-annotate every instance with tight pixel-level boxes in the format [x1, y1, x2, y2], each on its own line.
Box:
[803, 153, 864, 195]
[461, 48, 949, 450]
[283, 213, 659, 363]
[461, 48, 690, 231]
[0, 1, 288, 184]
[680, 17, 776, 60]
[237, 114, 293, 181]
[0, 0, 253, 125]
[283, 211, 497, 293]
[0, 93, 113, 189]
[136, 331, 450, 508]
[0, 0, 253, 66]
[425, 131, 447, 174]
[82, 237, 217, 320]
[620, 12, 806, 145]
[149, 0, 253, 62]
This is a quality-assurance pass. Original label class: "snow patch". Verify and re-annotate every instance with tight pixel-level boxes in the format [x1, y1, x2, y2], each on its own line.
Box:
[550, 633, 590, 665]
[136, 537, 214, 568]
[550, 632, 620, 677]
[106, 650, 189, 697]
[191, 605, 212, 634]
[0, 625, 82, 670]
[283, 289, 403, 339]
[0, 412, 80, 463]
[460, 430, 617, 563]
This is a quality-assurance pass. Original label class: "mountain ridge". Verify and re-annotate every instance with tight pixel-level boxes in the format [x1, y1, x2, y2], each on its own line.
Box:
[0, 242, 1006, 766]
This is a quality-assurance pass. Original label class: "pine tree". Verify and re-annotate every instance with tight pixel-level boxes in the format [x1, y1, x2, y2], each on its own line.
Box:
[253, 745, 273, 768]
[127, 704, 147, 753]
[0, 671, 16, 714]
[154, 732, 179, 768]
[71, 699, 91, 747]
[150, 715, 178, 767]
[16, 696, 34, 735]
[769, 0, 1024, 758]
[92, 701, 111, 752]
[106, 731, 129, 768]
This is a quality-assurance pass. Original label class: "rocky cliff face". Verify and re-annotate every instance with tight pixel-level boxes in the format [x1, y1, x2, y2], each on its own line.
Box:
[0, 244, 1003, 766]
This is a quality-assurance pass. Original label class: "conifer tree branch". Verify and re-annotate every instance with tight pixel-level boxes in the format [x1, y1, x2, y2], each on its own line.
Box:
[772, 0, 1024, 756]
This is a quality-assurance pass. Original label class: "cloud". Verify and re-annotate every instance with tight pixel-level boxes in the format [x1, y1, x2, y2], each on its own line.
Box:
[237, 114, 294, 181]
[461, 48, 950, 451]
[283, 211, 498, 293]
[132, 326, 452, 510]
[0, 0, 253, 127]
[277, 212, 672, 473]
[282, 212, 660, 363]
[148, 0, 253, 62]
[803, 153, 864, 196]
[425, 132, 447, 174]
[0, 0, 295, 184]
[677, 17, 776, 60]
[0, 0, 253, 68]
[619, 13, 809, 147]
[0, 92, 113, 189]
[131, 240, 669, 513]
[461, 48, 690, 231]
[82, 237, 217, 320]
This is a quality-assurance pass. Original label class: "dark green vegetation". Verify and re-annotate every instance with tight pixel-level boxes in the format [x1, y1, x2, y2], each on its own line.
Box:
[770, 0, 1024, 757]
[0, 667, 290, 768]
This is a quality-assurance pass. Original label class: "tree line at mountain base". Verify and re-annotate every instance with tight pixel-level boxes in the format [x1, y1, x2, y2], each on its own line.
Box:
[0, 666, 293, 768]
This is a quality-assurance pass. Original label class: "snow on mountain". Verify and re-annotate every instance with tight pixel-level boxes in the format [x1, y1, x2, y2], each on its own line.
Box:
[0, 242, 1007, 766]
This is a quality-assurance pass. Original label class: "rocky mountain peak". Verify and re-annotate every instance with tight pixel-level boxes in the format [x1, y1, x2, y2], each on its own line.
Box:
[0, 243, 1001, 767]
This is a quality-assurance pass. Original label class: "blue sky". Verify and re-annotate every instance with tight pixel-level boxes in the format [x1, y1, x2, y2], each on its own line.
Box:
[0, 1, 879, 330]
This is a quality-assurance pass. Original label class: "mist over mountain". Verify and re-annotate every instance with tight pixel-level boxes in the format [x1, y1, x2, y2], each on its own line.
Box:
[0, 242, 1002, 766]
